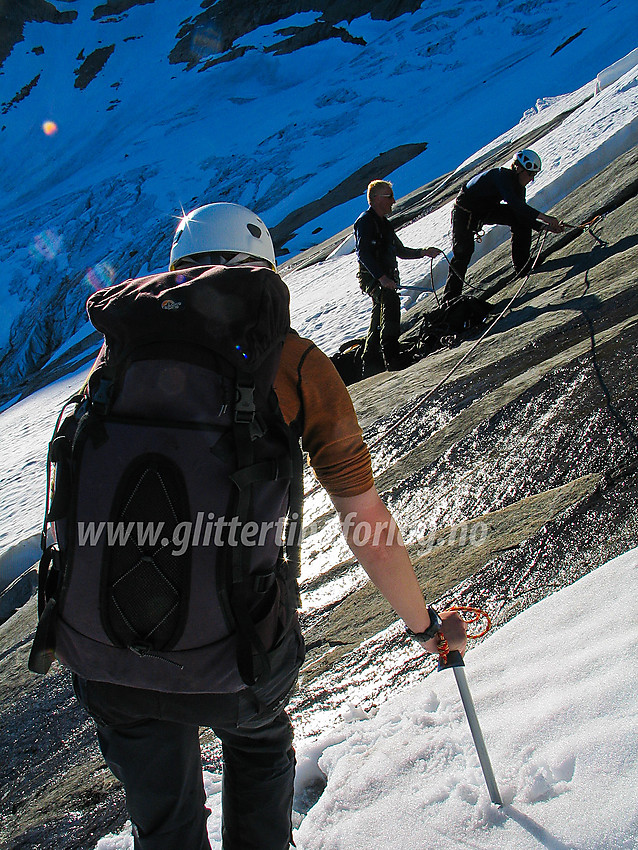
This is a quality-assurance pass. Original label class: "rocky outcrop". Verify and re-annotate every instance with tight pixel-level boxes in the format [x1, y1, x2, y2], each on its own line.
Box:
[1, 73, 40, 115]
[74, 45, 117, 90]
[265, 22, 366, 55]
[91, 0, 158, 20]
[0, 0, 76, 69]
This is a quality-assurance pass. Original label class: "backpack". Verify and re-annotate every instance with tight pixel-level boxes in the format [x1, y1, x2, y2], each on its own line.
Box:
[28, 264, 303, 694]
[330, 338, 365, 385]
[414, 296, 491, 357]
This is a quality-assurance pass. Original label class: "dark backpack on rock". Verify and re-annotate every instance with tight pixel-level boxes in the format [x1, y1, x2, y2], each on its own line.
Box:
[330, 338, 365, 386]
[29, 265, 303, 694]
[415, 296, 491, 356]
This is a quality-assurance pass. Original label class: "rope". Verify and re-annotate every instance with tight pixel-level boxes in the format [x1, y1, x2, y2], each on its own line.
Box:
[366, 230, 548, 452]
[437, 249, 485, 299]
[399, 254, 442, 305]
[430, 253, 442, 307]
[562, 214, 607, 247]
[436, 605, 491, 664]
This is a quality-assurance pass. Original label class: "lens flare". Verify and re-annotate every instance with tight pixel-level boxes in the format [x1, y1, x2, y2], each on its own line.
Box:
[84, 261, 115, 291]
[190, 24, 224, 59]
[30, 228, 62, 261]
[42, 120, 58, 136]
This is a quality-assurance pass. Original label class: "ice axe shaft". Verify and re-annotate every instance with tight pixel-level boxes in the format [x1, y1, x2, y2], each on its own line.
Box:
[399, 285, 437, 292]
[439, 650, 503, 806]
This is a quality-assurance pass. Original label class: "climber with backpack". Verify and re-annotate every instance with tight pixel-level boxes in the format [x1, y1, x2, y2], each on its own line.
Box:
[442, 149, 565, 305]
[28, 202, 466, 850]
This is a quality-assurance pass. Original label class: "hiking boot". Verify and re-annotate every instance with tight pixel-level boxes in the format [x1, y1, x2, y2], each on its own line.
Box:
[513, 258, 534, 277]
[362, 359, 385, 379]
[386, 350, 415, 372]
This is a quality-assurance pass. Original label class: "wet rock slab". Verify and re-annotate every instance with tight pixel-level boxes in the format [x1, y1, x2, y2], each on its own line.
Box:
[1, 147, 637, 847]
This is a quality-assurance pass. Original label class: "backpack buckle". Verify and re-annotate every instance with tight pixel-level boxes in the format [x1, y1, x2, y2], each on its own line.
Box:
[91, 377, 113, 414]
[234, 383, 256, 423]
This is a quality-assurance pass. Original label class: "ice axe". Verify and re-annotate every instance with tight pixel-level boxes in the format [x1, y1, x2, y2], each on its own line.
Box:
[399, 284, 435, 291]
[438, 650, 502, 805]
[437, 608, 502, 806]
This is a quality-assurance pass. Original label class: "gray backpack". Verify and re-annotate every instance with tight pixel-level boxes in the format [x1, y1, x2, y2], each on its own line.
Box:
[29, 264, 303, 693]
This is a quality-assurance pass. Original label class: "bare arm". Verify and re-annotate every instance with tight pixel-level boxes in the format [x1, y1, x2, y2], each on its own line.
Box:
[330, 486, 467, 653]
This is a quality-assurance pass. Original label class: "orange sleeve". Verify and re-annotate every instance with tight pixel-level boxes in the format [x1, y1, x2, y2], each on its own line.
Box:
[274, 332, 374, 498]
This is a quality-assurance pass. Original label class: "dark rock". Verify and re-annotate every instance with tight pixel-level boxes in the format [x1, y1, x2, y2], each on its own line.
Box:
[73, 45, 116, 90]
[92, 0, 158, 21]
[0, 0, 76, 69]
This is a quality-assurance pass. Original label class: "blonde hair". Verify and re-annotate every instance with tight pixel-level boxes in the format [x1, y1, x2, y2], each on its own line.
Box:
[367, 180, 393, 205]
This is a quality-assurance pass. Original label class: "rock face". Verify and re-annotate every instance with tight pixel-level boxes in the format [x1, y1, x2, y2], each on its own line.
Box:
[0, 0, 77, 69]
[73, 45, 117, 90]
[1, 138, 637, 847]
[168, 0, 425, 68]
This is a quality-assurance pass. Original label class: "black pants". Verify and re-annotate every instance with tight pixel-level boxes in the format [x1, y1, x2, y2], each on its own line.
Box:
[73, 629, 303, 850]
[443, 205, 534, 303]
[360, 279, 401, 374]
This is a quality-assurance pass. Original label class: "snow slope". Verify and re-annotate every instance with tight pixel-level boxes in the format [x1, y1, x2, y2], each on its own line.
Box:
[93, 548, 638, 849]
[292, 548, 638, 850]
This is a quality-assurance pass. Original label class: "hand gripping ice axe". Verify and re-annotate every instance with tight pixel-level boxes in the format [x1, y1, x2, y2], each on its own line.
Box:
[437, 608, 503, 806]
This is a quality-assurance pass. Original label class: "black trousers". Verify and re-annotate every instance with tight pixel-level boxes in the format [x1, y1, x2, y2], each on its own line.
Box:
[443, 205, 534, 303]
[360, 279, 401, 373]
[73, 628, 303, 850]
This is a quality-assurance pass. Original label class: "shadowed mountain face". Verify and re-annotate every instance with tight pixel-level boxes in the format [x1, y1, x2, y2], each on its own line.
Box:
[2, 0, 634, 400]
[167, 0, 426, 67]
[0, 0, 77, 69]
[2, 138, 637, 849]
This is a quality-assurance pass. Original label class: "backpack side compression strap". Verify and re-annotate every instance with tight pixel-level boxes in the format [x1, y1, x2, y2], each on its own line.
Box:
[226, 376, 285, 686]
[284, 428, 303, 607]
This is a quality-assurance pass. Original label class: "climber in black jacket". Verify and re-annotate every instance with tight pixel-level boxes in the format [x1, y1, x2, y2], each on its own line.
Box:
[355, 180, 438, 376]
[443, 149, 564, 305]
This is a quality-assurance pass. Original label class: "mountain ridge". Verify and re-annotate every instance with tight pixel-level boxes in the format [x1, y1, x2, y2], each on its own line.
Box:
[1, 0, 635, 397]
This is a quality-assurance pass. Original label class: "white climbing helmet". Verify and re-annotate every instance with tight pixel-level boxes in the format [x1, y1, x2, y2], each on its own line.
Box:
[169, 203, 276, 271]
[514, 149, 542, 174]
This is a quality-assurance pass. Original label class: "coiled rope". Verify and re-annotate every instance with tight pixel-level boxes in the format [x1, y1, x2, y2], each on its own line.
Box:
[437, 606, 492, 664]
